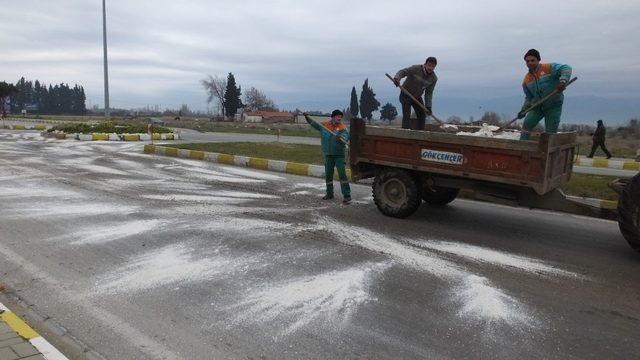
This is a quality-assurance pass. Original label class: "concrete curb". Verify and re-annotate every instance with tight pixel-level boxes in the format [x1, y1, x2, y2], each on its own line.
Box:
[574, 156, 639, 171]
[0, 300, 68, 360]
[566, 195, 618, 210]
[143, 144, 351, 181]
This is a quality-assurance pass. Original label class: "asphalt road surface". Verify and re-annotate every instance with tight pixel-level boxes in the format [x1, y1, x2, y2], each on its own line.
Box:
[0, 130, 638, 359]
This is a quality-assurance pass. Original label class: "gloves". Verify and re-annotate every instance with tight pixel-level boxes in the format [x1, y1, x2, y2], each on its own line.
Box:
[393, 78, 400, 87]
[556, 81, 566, 92]
[517, 110, 526, 119]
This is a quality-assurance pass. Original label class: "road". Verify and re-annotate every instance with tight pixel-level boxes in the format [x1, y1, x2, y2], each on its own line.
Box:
[0, 130, 639, 359]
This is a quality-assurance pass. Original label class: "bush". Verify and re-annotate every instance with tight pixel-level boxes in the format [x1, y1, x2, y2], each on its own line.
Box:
[48, 121, 172, 134]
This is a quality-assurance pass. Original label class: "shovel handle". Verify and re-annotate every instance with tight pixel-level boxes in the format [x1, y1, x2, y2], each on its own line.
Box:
[500, 76, 578, 131]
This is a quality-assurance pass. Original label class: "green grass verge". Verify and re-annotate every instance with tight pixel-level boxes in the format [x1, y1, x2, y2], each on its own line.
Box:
[181, 122, 320, 138]
[173, 142, 326, 165]
[560, 173, 619, 201]
[174, 142, 621, 200]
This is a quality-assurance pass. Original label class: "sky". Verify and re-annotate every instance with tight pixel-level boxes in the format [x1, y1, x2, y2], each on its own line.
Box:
[1, 0, 639, 123]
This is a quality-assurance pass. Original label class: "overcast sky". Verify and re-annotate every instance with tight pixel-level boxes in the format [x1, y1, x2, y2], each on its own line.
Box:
[1, 0, 639, 118]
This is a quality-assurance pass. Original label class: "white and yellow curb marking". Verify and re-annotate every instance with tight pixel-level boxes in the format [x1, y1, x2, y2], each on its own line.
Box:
[144, 144, 352, 181]
[0, 301, 68, 360]
[574, 156, 639, 171]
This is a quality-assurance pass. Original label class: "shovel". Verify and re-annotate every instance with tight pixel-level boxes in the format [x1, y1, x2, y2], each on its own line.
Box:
[385, 73, 444, 125]
[496, 76, 578, 132]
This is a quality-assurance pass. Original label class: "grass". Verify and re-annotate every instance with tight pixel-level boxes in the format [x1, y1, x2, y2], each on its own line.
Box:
[561, 173, 619, 201]
[173, 142, 622, 200]
[174, 142, 326, 165]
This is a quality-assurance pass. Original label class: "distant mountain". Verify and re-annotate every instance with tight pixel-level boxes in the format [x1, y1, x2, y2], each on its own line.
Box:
[277, 95, 639, 126]
[433, 96, 640, 125]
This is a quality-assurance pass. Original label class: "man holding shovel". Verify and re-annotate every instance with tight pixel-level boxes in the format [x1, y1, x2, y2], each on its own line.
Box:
[393, 57, 438, 130]
[303, 110, 352, 204]
[518, 49, 572, 140]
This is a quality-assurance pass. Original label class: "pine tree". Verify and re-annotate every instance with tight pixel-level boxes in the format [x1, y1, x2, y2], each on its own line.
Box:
[359, 79, 380, 122]
[380, 103, 398, 123]
[350, 86, 359, 118]
[223, 73, 242, 119]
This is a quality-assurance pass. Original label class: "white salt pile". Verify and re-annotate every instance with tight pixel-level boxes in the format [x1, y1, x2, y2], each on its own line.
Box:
[456, 123, 521, 140]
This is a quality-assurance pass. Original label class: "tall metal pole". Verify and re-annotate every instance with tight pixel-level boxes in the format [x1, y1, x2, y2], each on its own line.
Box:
[102, 0, 110, 118]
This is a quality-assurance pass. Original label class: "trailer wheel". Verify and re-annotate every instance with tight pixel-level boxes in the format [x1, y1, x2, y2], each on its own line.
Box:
[618, 173, 640, 251]
[373, 168, 421, 218]
[422, 186, 460, 206]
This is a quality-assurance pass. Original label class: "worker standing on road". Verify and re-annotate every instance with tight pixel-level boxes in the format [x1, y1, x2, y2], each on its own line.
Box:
[393, 57, 438, 130]
[303, 110, 352, 204]
[518, 49, 572, 140]
[588, 119, 612, 159]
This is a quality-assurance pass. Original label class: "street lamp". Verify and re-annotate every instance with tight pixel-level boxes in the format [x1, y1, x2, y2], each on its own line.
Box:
[102, 0, 110, 118]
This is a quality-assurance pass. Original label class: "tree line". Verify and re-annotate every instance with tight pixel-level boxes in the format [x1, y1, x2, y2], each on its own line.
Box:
[346, 79, 397, 123]
[2, 77, 87, 115]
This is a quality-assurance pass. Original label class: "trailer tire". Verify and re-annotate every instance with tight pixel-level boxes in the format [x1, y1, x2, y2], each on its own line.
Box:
[618, 173, 640, 251]
[373, 168, 422, 218]
[422, 186, 460, 206]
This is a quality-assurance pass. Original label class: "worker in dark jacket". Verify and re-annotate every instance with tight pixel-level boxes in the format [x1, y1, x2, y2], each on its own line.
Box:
[393, 57, 438, 130]
[518, 49, 572, 140]
[588, 119, 612, 158]
[303, 110, 351, 204]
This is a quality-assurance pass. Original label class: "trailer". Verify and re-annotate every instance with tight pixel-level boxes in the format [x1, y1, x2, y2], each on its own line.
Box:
[348, 118, 640, 251]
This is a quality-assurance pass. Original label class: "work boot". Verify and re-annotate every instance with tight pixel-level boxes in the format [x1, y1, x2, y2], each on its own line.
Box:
[342, 196, 352, 204]
[322, 194, 334, 200]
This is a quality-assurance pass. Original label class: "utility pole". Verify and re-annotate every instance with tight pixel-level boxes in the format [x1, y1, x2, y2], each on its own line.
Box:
[102, 0, 110, 118]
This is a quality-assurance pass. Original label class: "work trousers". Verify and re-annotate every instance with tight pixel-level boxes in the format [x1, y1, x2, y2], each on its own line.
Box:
[520, 104, 562, 140]
[589, 139, 612, 158]
[400, 93, 426, 130]
[324, 155, 350, 198]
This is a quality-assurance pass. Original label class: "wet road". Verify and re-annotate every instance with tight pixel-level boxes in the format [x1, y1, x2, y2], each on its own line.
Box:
[0, 130, 638, 359]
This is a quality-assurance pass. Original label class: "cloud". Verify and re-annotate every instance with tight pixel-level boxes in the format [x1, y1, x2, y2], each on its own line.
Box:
[1, 0, 639, 120]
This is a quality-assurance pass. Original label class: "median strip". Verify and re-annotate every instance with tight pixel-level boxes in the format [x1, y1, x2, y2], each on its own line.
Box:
[144, 144, 351, 181]
[574, 156, 639, 171]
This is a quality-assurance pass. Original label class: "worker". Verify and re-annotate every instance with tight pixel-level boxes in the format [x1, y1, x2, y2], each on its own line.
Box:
[518, 49, 572, 140]
[393, 57, 438, 130]
[303, 110, 351, 204]
[588, 119, 612, 159]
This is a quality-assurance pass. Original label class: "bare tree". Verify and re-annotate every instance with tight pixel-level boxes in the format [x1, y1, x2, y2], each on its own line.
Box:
[201, 75, 227, 117]
[244, 87, 277, 112]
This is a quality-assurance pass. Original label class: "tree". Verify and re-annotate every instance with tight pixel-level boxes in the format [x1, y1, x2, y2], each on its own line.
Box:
[0, 81, 18, 118]
[349, 86, 359, 118]
[480, 111, 501, 126]
[201, 75, 226, 117]
[380, 103, 398, 123]
[223, 73, 242, 119]
[244, 86, 277, 112]
[447, 115, 463, 124]
[359, 79, 380, 122]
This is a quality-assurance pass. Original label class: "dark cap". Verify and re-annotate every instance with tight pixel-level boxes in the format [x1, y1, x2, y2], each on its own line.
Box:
[425, 56, 438, 65]
[524, 49, 541, 60]
[331, 109, 343, 118]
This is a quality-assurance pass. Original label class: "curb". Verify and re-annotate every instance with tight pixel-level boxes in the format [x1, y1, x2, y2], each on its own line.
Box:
[574, 156, 639, 171]
[566, 195, 618, 209]
[0, 301, 68, 360]
[143, 144, 351, 181]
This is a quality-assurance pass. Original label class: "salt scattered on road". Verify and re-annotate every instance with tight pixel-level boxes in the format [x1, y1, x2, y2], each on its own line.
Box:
[68, 219, 164, 245]
[94, 244, 234, 294]
[220, 166, 284, 181]
[453, 275, 535, 327]
[140, 194, 252, 204]
[233, 262, 389, 335]
[410, 240, 584, 278]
